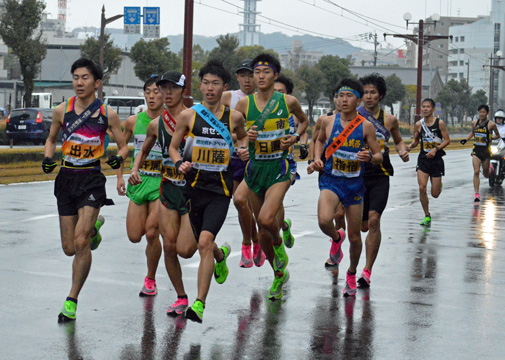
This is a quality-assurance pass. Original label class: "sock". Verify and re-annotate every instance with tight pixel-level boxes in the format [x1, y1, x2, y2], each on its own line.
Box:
[178, 294, 188, 300]
[347, 270, 356, 276]
[66, 296, 78, 304]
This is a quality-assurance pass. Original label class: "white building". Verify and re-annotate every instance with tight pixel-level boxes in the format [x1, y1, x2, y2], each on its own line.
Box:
[448, 0, 505, 110]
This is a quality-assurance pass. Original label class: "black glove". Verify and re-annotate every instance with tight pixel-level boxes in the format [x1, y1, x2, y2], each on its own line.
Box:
[460, 139, 467, 145]
[106, 155, 124, 169]
[42, 157, 57, 173]
[299, 144, 308, 159]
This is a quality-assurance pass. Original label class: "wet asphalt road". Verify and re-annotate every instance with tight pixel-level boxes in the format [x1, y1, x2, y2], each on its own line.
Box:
[1, 149, 505, 360]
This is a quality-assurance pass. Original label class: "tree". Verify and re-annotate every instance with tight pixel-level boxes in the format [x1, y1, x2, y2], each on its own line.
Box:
[179, 44, 209, 101]
[382, 74, 405, 115]
[0, 0, 47, 107]
[436, 79, 471, 125]
[207, 34, 240, 89]
[80, 33, 123, 85]
[297, 64, 323, 124]
[316, 55, 351, 101]
[130, 38, 181, 82]
[468, 89, 488, 121]
[235, 45, 278, 63]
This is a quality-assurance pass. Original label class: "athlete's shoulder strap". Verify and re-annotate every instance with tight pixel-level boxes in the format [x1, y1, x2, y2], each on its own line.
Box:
[325, 114, 365, 159]
[357, 106, 390, 141]
[192, 103, 234, 155]
[61, 98, 103, 143]
[248, 91, 283, 131]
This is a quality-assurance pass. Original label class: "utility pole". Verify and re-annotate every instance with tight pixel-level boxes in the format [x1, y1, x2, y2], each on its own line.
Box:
[466, 60, 470, 83]
[182, 0, 194, 107]
[373, 32, 378, 67]
[98, 6, 123, 100]
[385, 18, 451, 122]
[483, 53, 505, 116]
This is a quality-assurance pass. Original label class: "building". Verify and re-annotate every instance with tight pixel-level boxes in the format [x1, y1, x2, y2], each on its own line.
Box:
[279, 40, 324, 71]
[352, 47, 407, 67]
[239, 0, 261, 46]
[405, 15, 480, 83]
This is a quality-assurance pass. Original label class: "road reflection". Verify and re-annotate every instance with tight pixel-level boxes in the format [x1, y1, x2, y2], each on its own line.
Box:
[62, 322, 83, 360]
[231, 291, 262, 360]
[309, 272, 374, 359]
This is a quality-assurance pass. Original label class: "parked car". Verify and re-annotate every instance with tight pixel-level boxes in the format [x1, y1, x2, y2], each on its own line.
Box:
[5, 108, 53, 145]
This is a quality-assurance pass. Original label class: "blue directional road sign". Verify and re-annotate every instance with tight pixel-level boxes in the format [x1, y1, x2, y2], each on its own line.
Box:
[143, 7, 160, 25]
[143, 7, 160, 38]
[124, 7, 141, 34]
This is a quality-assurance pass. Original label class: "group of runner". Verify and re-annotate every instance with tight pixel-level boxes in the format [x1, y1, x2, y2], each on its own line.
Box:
[42, 54, 503, 324]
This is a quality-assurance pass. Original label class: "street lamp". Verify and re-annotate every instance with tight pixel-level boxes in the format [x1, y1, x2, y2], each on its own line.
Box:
[385, 13, 450, 122]
[98, 6, 123, 100]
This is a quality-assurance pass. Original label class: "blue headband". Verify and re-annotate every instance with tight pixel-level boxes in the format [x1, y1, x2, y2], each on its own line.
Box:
[253, 61, 278, 73]
[338, 86, 361, 99]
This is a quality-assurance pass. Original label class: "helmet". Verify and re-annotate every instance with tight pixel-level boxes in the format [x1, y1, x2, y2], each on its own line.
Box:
[494, 109, 505, 119]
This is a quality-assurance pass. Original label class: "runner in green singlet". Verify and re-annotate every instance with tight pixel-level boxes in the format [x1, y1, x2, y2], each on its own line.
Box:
[118, 76, 164, 296]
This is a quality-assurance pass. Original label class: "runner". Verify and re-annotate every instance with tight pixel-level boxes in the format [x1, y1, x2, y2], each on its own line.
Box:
[355, 73, 409, 288]
[222, 59, 265, 269]
[169, 60, 249, 322]
[273, 74, 307, 248]
[235, 53, 309, 301]
[406, 98, 450, 225]
[129, 71, 196, 317]
[117, 75, 164, 296]
[42, 58, 128, 322]
[460, 104, 500, 202]
[308, 78, 382, 296]
[308, 86, 346, 240]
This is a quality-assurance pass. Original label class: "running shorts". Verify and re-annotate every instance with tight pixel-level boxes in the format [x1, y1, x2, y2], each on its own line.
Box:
[185, 187, 230, 239]
[319, 173, 365, 208]
[416, 156, 444, 177]
[245, 159, 290, 195]
[160, 179, 188, 215]
[362, 175, 390, 221]
[127, 174, 161, 205]
[54, 169, 108, 216]
[472, 146, 491, 162]
[230, 157, 247, 183]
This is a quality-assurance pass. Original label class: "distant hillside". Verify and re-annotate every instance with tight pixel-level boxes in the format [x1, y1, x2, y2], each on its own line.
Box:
[167, 32, 358, 57]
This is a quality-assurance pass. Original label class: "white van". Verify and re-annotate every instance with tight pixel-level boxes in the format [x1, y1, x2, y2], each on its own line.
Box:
[104, 96, 146, 120]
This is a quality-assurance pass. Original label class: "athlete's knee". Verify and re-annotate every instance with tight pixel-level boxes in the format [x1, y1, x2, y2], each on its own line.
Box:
[367, 214, 381, 232]
[145, 227, 159, 243]
[347, 232, 362, 245]
[474, 168, 481, 177]
[257, 213, 276, 230]
[361, 221, 369, 232]
[431, 189, 441, 198]
[198, 236, 214, 255]
[61, 243, 75, 256]
[178, 247, 195, 259]
[233, 191, 248, 208]
[127, 233, 142, 243]
[74, 235, 91, 252]
[419, 183, 427, 194]
[318, 213, 334, 231]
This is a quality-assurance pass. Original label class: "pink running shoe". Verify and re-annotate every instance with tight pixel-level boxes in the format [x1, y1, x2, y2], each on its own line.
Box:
[253, 243, 266, 267]
[167, 297, 189, 316]
[343, 271, 357, 297]
[357, 268, 371, 288]
[239, 245, 253, 268]
[329, 229, 346, 265]
[139, 276, 157, 297]
[474, 193, 481, 202]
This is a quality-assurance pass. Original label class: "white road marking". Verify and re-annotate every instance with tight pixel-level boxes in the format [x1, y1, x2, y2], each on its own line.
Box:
[0, 214, 58, 225]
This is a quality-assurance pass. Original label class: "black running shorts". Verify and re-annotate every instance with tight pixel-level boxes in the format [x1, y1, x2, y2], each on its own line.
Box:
[362, 176, 390, 221]
[185, 187, 230, 239]
[416, 156, 445, 178]
[54, 170, 107, 216]
[472, 146, 491, 162]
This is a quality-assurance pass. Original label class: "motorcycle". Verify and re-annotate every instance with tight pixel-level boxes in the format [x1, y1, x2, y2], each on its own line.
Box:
[489, 138, 505, 187]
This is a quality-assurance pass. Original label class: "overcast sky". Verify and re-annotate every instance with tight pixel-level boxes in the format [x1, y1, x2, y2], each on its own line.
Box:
[45, 0, 490, 49]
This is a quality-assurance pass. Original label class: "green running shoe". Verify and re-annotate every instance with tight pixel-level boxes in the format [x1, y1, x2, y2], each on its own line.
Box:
[214, 242, 231, 284]
[185, 300, 205, 323]
[282, 219, 295, 249]
[90, 215, 104, 251]
[58, 300, 77, 323]
[420, 216, 431, 226]
[268, 269, 290, 301]
[273, 242, 288, 271]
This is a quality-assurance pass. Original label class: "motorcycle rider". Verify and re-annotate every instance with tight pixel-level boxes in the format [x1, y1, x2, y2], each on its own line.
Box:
[495, 110, 505, 139]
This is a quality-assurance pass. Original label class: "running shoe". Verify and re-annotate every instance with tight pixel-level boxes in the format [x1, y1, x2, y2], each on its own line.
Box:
[420, 216, 431, 226]
[268, 269, 290, 301]
[90, 215, 104, 251]
[282, 219, 295, 249]
[357, 268, 371, 288]
[139, 276, 158, 297]
[214, 242, 231, 284]
[239, 244, 253, 268]
[474, 193, 481, 202]
[273, 242, 289, 271]
[324, 257, 338, 268]
[329, 229, 346, 265]
[58, 300, 77, 323]
[253, 243, 266, 267]
[185, 300, 204, 323]
[167, 297, 189, 316]
[343, 271, 357, 297]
